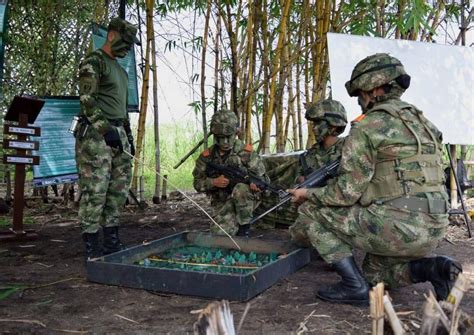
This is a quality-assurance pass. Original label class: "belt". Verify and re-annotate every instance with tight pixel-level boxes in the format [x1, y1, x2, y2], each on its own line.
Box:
[108, 119, 124, 127]
[383, 196, 447, 214]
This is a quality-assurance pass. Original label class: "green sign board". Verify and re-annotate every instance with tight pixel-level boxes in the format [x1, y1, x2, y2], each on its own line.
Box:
[32, 97, 79, 187]
[92, 24, 139, 113]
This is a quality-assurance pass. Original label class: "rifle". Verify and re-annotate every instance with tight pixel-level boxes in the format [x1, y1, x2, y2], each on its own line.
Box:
[249, 159, 341, 225]
[173, 138, 205, 169]
[206, 161, 284, 197]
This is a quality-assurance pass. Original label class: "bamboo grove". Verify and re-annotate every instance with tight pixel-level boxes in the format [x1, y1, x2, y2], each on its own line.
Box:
[1, 0, 471, 195]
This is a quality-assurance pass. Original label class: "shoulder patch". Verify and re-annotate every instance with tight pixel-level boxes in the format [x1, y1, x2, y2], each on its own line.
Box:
[244, 144, 253, 152]
[201, 149, 210, 157]
[352, 114, 366, 123]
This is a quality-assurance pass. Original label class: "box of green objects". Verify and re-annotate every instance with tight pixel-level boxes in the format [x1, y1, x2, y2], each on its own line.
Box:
[86, 231, 310, 301]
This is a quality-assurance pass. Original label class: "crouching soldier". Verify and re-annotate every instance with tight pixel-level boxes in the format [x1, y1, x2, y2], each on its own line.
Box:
[193, 109, 269, 236]
[289, 99, 348, 246]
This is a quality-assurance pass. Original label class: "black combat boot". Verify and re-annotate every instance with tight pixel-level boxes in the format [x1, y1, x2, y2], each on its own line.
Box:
[317, 256, 370, 306]
[103, 226, 125, 255]
[236, 224, 250, 237]
[409, 256, 462, 301]
[82, 232, 102, 260]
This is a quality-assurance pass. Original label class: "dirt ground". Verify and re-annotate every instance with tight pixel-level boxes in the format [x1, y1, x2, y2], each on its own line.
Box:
[0, 193, 473, 334]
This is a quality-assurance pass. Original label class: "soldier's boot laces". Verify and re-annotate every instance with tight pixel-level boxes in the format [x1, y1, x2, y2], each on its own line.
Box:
[103, 226, 125, 255]
[317, 256, 370, 306]
[236, 224, 250, 237]
[82, 232, 102, 260]
[409, 256, 462, 301]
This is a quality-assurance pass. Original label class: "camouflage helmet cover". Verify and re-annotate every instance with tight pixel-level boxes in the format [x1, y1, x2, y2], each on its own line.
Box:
[345, 53, 409, 96]
[305, 99, 348, 128]
[210, 109, 239, 136]
[108, 17, 140, 45]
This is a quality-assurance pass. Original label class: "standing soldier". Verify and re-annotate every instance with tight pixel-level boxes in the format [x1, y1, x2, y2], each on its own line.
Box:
[288, 53, 462, 305]
[289, 99, 347, 245]
[193, 109, 268, 236]
[76, 18, 139, 259]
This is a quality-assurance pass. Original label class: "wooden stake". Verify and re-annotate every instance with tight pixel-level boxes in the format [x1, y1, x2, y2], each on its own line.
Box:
[161, 175, 168, 202]
[383, 293, 405, 335]
[194, 300, 235, 335]
[370, 282, 384, 335]
[446, 273, 470, 309]
[420, 294, 440, 335]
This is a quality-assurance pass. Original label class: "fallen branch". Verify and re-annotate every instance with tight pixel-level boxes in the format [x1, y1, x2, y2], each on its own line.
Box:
[114, 314, 138, 324]
[0, 318, 46, 327]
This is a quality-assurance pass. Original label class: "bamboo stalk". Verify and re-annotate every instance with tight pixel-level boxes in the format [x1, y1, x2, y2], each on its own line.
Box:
[446, 273, 470, 310]
[370, 283, 384, 335]
[132, 0, 153, 192]
[383, 293, 405, 335]
[150, 7, 161, 204]
[261, 0, 292, 153]
[420, 294, 441, 335]
[200, 0, 212, 150]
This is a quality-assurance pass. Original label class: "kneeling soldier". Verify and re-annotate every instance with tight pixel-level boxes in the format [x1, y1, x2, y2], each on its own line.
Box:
[193, 109, 268, 236]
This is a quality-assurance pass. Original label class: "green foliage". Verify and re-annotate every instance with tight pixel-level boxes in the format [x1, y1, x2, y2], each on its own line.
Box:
[141, 122, 207, 196]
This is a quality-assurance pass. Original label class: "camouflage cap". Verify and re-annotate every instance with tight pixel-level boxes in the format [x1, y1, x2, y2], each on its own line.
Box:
[305, 99, 347, 128]
[108, 17, 140, 45]
[210, 109, 239, 136]
[345, 53, 409, 96]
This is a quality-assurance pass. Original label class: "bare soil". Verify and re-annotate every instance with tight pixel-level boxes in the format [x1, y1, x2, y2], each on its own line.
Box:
[0, 194, 473, 334]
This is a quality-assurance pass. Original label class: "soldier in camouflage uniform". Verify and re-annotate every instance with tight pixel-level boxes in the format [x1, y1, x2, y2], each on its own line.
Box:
[76, 18, 139, 259]
[193, 110, 268, 236]
[289, 53, 462, 305]
[289, 99, 347, 245]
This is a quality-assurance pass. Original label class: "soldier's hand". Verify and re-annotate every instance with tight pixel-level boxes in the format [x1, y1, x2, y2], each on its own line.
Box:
[249, 183, 261, 192]
[287, 188, 308, 204]
[212, 175, 230, 188]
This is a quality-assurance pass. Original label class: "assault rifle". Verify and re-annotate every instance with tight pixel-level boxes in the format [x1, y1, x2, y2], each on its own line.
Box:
[249, 159, 341, 224]
[206, 162, 284, 197]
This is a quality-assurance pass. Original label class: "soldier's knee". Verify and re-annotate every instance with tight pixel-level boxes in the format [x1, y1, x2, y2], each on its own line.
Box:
[231, 183, 251, 198]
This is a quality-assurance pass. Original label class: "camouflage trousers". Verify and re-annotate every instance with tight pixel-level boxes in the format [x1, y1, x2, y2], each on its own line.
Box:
[76, 124, 131, 234]
[289, 201, 448, 287]
[210, 183, 260, 236]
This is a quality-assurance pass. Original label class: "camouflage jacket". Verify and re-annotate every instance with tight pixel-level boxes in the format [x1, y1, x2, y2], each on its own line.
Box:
[307, 98, 446, 206]
[193, 139, 268, 201]
[299, 137, 345, 176]
[78, 49, 130, 135]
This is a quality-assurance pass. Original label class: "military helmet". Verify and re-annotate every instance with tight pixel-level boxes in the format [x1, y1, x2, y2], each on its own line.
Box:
[210, 109, 238, 136]
[345, 53, 410, 97]
[305, 99, 348, 128]
[108, 17, 140, 45]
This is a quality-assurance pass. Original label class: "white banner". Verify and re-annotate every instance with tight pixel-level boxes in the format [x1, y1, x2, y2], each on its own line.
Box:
[327, 33, 474, 145]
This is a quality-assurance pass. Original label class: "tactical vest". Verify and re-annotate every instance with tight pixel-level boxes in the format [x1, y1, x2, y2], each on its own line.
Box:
[359, 102, 446, 207]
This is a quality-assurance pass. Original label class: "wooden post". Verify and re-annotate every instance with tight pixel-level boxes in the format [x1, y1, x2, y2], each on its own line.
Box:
[1, 96, 43, 241]
[11, 113, 28, 234]
[161, 174, 168, 202]
[450, 145, 458, 208]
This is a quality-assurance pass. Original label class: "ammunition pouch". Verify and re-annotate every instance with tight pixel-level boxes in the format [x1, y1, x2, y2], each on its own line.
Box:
[382, 195, 447, 215]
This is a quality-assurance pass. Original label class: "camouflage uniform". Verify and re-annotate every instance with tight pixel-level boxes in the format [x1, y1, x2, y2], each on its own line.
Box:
[193, 113, 268, 236]
[289, 99, 347, 242]
[296, 54, 450, 288]
[76, 18, 139, 258]
[76, 48, 132, 234]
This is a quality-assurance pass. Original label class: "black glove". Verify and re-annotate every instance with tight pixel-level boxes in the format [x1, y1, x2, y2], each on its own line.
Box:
[127, 134, 135, 156]
[103, 128, 123, 152]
